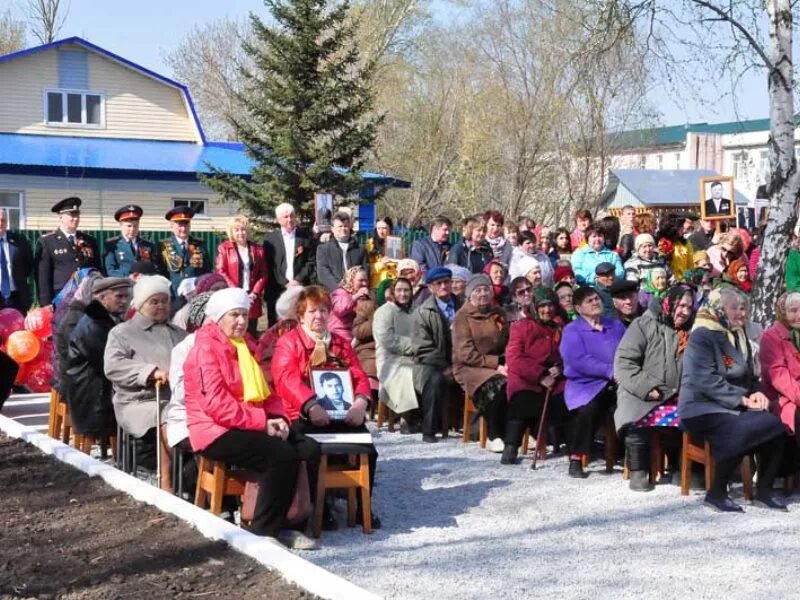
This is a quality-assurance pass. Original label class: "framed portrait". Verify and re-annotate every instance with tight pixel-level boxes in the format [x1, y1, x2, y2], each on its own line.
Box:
[314, 192, 334, 224]
[385, 235, 404, 260]
[311, 369, 354, 421]
[699, 176, 736, 221]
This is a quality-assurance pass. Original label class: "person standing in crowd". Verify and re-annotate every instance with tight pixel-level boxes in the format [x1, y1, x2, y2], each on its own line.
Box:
[560, 286, 626, 478]
[410, 215, 452, 275]
[484, 260, 510, 306]
[617, 205, 637, 263]
[553, 264, 576, 285]
[263, 203, 315, 324]
[0, 208, 33, 313]
[689, 219, 716, 251]
[596, 216, 622, 257]
[215, 215, 268, 336]
[786, 235, 800, 293]
[329, 266, 370, 341]
[155, 206, 210, 300]
[610, 279, 641, 327]
[614, 284, 695, 492]
[104, 205, 156, 278]
[450, 216, 493, 274]
[413, 267, 460, 443]
[553, 227, 573, 264]
[593, 262, 617, 317]
[571, 224, 624, 286]
[365, 216, 396, 289]
[36, 197, 101, 307]
[504, 222, 519, 247]
[483, 210, 514, 265]
[655, 214, 694, 282]
[570, 209, 592, 250]
[453, 274, 510, 453]
[707, 231, 745, 278]
[315, 211, 369, 291]
[505, 277, 534, 324]
[679, 287, 787, 512]
[65, 277, 133, 442]
[509, 231, 554, 285]
[624, 233, 668, 284]
[716, 257, 752, 294]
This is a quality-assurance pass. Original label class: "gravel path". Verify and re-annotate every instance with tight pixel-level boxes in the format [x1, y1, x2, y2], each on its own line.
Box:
[309, 430, 800, 600]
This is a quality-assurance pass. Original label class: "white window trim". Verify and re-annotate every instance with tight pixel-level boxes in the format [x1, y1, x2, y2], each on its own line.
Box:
[0, 190, 26, 229]
[43, 88, 106, 129]
[172, 198, 209, 219]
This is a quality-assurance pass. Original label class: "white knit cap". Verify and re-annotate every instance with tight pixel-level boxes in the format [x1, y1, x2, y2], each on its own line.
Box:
[513, 255, 540, 280]
[205, 287, 250, 322]
[131, 275, 172, 309]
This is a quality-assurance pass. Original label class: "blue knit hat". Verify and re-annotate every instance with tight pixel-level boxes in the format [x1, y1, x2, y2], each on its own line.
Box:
[425, 266, 452, 285]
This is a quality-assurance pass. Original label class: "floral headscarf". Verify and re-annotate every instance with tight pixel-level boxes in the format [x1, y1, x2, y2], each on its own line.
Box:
[693, 288, 749, 358]
[660, 284, 695, 354]
[724, 257, 752, 293]
[642, 267, 668, 298]
[339, 266, 367, 294]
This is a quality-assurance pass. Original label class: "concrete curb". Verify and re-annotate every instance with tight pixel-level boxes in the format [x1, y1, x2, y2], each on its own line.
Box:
[0, 414, 381, 600]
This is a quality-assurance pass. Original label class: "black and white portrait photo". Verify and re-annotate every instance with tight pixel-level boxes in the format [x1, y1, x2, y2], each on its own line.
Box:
[311, 369, 354, 418]
[700, 176, 735, 220]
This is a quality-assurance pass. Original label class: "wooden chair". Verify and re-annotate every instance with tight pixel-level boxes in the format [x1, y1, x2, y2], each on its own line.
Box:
[194, 456, 249, 516]
[376, 398, 398, 432]
[47, 388, 72, 444]
[580, 417, 618, 472]
[462, 394, 487, 448]
[679, 431, 753, 501]
[72, 433, 117, 461]
[313, 452, 372, 538]
[520, 427, 547, 461]
[622, 430, 667, 484]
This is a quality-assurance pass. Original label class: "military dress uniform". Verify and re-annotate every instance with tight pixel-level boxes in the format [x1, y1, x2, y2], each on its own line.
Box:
[154, 206, 210, 297]
[35, 197, 101, 306]
[103, 204, 157, 277]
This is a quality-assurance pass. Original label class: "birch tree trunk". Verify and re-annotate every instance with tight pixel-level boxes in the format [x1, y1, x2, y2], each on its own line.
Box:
[751, 0, 799, 325]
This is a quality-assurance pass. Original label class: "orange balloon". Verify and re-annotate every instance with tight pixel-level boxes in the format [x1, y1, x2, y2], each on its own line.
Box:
[6, 330, 41, 364]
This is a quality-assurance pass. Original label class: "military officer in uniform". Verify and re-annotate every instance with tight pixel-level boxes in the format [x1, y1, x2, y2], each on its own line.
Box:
[103, 204, 157, 277]
[35, 197, 101, 306]
[154, 206, 210, 298]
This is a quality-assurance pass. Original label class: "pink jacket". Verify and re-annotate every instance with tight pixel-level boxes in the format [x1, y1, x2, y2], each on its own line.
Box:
[760, 322, 800, 433]
[184, 322, 288, 451]
[328, 287, 357, 341]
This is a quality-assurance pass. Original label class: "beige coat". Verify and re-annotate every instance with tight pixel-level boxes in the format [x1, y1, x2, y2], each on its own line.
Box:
[373, 301, 418, 413]
[104, 312, 187, 438]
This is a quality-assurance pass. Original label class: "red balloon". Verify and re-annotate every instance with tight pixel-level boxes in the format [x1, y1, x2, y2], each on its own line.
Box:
[6, 330, 41, 364]
[25, 306, 53, 339]
[13, 360, 30, 385]
[0, 308, 25, 341]
[36, 339, 53, 362]
[25, 358, 53, 393]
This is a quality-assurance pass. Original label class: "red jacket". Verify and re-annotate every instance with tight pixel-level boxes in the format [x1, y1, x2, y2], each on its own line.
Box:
[215, 240, 268, 319]
[760, 322, 800, 433]
[271, 326, 371, 422]
[506, 311, 565, 400]
[184, 322, 287, 451]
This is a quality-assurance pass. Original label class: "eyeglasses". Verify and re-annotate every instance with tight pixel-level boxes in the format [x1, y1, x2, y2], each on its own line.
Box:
[516, 287, 533, 296]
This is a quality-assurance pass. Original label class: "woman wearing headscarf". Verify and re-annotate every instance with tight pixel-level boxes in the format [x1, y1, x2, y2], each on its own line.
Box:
[104, 275, 187, 489]
[715, 257, 752, 294]
[373, 278, 419, 431]
[446, 264, 472, 302]
[172, 273, 228, 330]
[555, 281, 576, 323]
[366, 216, 397, 289]
[614, 284, 695, 492]
[184, 288, 320, 547]
[452, 274, 510, 453]
[483, 259, 510, 306]
[503, 288, 565, 464]
[638, 267, 668, 311]
[329, 266, 371, 341]
[679, 287, 786, 512]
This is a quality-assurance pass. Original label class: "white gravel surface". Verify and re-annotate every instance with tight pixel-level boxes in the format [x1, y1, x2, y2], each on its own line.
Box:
[309, 428, 800, 600]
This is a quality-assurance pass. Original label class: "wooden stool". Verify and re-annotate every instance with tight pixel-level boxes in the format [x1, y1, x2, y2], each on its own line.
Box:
[72, 433, 117, 461]
[462, 394, 488, 448]
[194, 456, 248, 515]
[520, 427, 547, 461]
[680, 431, 753, 501]
[580, 418, 618, 472]
[313, 453, 371, 538]
[622, 430, 667, 483]
[48, 389, 72, 444]
[376, 398, 398, 432]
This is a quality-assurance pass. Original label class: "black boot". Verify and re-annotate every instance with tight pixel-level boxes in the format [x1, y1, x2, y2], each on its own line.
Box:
[569, 459, 588, 479]
[501, 444, 519, 465]
[629, 470, 653, 492]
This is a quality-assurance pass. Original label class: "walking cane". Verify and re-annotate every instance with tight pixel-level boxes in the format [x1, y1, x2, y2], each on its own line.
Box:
[531, 387, 552, 471]
[155, 380, 162, 488]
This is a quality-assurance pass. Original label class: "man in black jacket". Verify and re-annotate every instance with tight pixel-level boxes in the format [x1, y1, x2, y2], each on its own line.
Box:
[315, 211, 369, 291]
[263, 202, 315, 323]
[0, 209, 34, 314]
[65, 277, 132, 438]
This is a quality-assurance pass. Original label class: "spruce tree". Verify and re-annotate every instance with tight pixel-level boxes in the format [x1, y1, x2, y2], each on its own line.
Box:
[203, 0, 381, 221]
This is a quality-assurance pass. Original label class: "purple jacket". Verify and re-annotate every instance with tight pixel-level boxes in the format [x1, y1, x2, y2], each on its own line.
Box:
[560, 316, 626, 410]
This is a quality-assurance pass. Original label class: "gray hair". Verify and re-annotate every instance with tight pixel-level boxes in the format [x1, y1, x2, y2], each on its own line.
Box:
[784, 292, 800, 310]
[275, 286, 304, 321]
[718, 286, 748, 309]
[275, 203, 295, 219]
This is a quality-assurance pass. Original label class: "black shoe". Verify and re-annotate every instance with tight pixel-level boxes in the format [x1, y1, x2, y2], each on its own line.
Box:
[322, 504, 339, 530]
[753, 492, 789, 512]
[703, 493, 744, 513]
[569, 459, 588, 479]
[500, 445, 519, 465]
[400, 419, 411, 435]
[629, 470, 653, 492]
[356, 512, 382, 529]
[422, 434, 438, 443]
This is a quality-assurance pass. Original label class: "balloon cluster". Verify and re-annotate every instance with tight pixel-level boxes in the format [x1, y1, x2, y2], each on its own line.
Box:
[1, 306, 54, 393]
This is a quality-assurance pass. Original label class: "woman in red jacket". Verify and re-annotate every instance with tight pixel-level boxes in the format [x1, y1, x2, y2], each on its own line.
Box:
[503, 288, 566, 465]
[215, 215, 268, 336]
[184, 287, 319, 545]
[271, 285, 380, 529]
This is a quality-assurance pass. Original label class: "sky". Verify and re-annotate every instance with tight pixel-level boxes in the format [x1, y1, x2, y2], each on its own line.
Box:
[5, 0, 772, 129]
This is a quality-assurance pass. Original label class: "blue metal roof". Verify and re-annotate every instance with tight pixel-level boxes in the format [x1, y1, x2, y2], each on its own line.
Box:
[602, 169, 749, 207]
[0, 133, 411, 187]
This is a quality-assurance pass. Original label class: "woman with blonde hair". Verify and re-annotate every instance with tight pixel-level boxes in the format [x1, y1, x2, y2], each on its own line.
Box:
[215, 214, 268, 336]
[707, 231, 745, 278]
[329, 266, 371, 341]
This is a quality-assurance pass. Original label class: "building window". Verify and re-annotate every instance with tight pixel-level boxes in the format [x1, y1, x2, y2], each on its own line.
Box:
[657, 154, 663, 170]
[0, 191, 24, 229]
[44, 89, 105, 127]
[639, 155, 646, 169]
[172, 198, 207, 217]
[675, 153, 681, 169]
[732, 151, 748, 180]
[759, 150, 770, 177]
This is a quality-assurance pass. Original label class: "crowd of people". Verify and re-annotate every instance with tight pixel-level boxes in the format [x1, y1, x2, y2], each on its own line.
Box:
[8, 195, 800, 551]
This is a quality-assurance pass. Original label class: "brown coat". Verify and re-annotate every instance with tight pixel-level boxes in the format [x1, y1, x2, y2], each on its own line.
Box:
[353, 299, 377, 378]
[452, 301, 509, 396]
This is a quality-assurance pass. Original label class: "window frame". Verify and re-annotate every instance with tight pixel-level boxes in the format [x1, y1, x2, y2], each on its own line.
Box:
[0, 190, 26, 229]
[172, 198, 209, 219]
[43, 88, 106, 129]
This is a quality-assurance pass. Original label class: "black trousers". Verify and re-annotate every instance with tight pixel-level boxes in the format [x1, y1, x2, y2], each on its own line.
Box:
[415, 368, 448, 436]
[0, 292, 28, 314]
[201, 428, 319, 537]
[622, 426, 681, 472]
[568, 386, 616, 456]
[504, 390, 545, 448]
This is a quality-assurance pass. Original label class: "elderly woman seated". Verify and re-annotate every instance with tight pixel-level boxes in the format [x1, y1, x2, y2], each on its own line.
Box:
[104, 276, 186, 490]
[679, 288, 786, 512]
[256, 286, 304, 385]
[271, 285, 380, 530]
[184, 288, 320, 547]
[560, 286, 626, 478]
[614, 284, 695, 492]
[453, 274, 510, 453]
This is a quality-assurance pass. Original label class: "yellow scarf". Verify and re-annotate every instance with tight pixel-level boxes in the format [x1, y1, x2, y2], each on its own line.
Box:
[230, 338, 270, 403]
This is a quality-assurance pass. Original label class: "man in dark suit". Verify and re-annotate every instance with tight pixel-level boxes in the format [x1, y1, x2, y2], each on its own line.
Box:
[263, 202, 315, 324]
[153, 206, 211, 299]
[315, 211, 369, 291]
[35, 197, 101, 307]
[704, 181, 732, 217]
[0, 209, 34, 314]
[103, 205, 157, 277]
